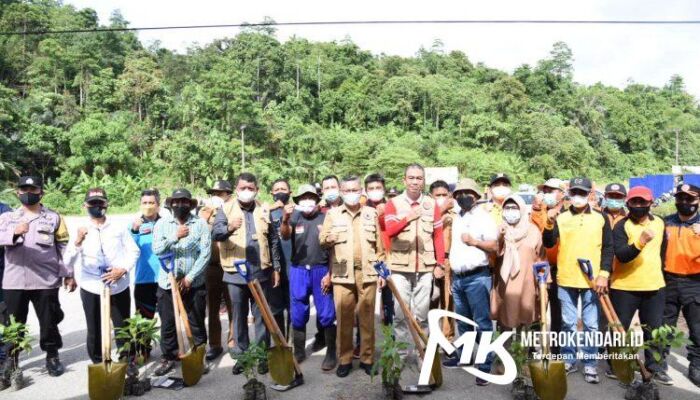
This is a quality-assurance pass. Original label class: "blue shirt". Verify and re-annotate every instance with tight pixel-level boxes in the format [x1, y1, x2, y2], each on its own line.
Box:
[131, 216, 161, 284]
[152, 214, 211, 290]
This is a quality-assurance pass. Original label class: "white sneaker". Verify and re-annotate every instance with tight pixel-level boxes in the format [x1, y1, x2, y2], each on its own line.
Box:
[565, 363, 578, 375]
[584, 366, 600, 384]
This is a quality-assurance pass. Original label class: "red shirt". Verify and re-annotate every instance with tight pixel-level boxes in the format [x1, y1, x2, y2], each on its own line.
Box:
[384, 193, 446, 267]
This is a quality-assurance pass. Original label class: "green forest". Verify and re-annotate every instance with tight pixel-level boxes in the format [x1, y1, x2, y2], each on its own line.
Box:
[1, 1, 699, 214]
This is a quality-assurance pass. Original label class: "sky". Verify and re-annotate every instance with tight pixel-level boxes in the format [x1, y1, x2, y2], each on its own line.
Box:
[63, 0, 700, 98]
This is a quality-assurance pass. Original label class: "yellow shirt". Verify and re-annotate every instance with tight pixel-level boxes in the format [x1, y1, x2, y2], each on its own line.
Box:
[611, 216, 666, 291]
[543, 206, 614, 289]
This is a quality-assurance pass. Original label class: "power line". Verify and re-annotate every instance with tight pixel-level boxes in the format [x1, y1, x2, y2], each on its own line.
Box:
[2, 19, 700, 36]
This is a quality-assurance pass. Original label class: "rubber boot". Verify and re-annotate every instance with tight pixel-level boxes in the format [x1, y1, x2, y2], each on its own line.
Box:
[321, 326, 337, 371]
[293, 329, 307, 363]
[689, 364, 700, 388]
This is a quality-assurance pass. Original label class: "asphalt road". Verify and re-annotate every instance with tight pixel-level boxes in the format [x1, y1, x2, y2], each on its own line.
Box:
[2, 214, 699, 399]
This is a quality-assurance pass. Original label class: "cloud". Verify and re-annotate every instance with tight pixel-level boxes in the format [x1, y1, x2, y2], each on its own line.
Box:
[64, 0, 700, 98]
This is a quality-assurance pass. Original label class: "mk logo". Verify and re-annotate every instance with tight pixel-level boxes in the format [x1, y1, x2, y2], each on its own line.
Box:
[419, 310, 517, 386]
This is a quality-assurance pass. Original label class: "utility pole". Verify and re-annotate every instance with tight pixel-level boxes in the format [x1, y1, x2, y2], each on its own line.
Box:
[317, 55, 321, 98]
[256, 58, 260, 102]
[675, 128, 680, 165]
[296, 60, 300, 99]
[240, 124, 247, 170]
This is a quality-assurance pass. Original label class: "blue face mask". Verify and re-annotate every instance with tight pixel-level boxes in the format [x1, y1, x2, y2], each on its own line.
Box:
[605, 198, 625, 210]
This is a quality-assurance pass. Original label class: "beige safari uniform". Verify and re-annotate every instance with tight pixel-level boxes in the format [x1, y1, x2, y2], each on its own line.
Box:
[320, 204, 384, 365]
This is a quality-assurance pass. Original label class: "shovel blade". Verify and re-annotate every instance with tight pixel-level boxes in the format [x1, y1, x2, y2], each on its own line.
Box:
[88, 361, 127, 400]
[268, 346, 296, 386]
[529, 360, 567, 400]
[181, 345, 206, 387]
[610, 351, 636, 385]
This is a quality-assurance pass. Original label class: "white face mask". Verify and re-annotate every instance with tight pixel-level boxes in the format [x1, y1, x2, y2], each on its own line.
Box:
[571, 195, 588, 208]
[296, 199, 317, 214]
[543, 193, 558, 207]
[324, 189, 340, 203]
[367, 190, 385, 202]
[503, 209, 521, 225]
[208, 196, 224, 209]
[342, 193, 361, 206]
[237, 189, 257, 203]
[492, 186, 511, 200]
[436, 197, 447, 208]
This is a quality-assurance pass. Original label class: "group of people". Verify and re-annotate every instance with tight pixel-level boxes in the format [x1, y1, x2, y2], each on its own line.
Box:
[0, 164, 697, 392]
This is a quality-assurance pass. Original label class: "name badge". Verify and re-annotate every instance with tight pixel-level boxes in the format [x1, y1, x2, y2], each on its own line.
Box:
[295, 225, 305, 234]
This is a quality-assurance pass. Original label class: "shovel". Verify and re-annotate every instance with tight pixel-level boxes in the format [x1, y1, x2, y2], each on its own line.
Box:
[577, 259, 652, 384]
[159, 253, 206, 387]
[528, 261, 567, 400]
[234, 260, 303, 390]
[374, 261, 442, 393]
[88, 268, 127, 400]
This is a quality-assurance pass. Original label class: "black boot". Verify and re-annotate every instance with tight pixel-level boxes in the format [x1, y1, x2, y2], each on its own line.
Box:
[293, 329, 307, 363]
[311, 319, 326, 352]
[689, 364, 700, 388]
[321, 326, 337, 371]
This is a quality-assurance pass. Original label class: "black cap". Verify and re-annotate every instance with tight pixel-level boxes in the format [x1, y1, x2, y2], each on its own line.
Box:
[85, 188, 108, 204]
[387, 187, 400, 197]
[604, 183, 627, 196]
[165, 188, 198, 207]
[569, 177, 593, 192]
[18, 176, 43, 190]
[207, 180, 233, 194]
[675, 183, 700, 198]
[489, 173, 511, 186]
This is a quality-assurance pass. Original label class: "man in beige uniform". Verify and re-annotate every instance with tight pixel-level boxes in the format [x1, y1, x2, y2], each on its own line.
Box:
[384, 164, 446, 350]
[320, 176, 385, 378]
[198, 180, 234, 361]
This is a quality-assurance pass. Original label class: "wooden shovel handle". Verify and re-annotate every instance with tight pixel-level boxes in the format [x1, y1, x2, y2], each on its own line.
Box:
[538, 281, 551, 356]
[168, 272, 186, 357]
[581, 275, 654, 382]
[386, 278, 427, 357]
[101, 284, 112, 363]
[173, 282, 195, 347]
[249, 279, 302, 373]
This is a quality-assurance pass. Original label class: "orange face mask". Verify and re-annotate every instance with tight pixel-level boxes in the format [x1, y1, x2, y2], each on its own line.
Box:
[141, 204, 158, 218]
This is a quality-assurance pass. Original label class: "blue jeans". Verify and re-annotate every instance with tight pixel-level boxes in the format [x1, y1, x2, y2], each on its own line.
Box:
[452, 268, 494, 373]
[558, 286, 599, 367]
[289, 265, 335, 330]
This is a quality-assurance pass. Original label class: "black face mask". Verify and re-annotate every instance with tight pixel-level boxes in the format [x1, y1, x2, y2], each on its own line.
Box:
[457, 196, 475, 212]
[273, 192, 290, 204]
[87, 206, 106, 218]
[19, 192, 41, 206]
[628, 206, 650, 221]
[172, 205, 191, 219]
[676, 203, 698, 217]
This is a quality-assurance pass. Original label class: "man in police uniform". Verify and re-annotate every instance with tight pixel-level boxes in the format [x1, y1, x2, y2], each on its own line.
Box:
[320, 176, 384, 378]
[0, 176, 76, 377]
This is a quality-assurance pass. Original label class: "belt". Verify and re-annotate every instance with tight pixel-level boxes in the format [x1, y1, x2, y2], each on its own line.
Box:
[452, 265, 489, 278]
[291, 264, 328, 271]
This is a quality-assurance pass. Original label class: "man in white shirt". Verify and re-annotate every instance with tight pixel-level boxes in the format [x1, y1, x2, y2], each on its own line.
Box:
[64, 188, 140, 363]
[442, 178, 498, 386]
